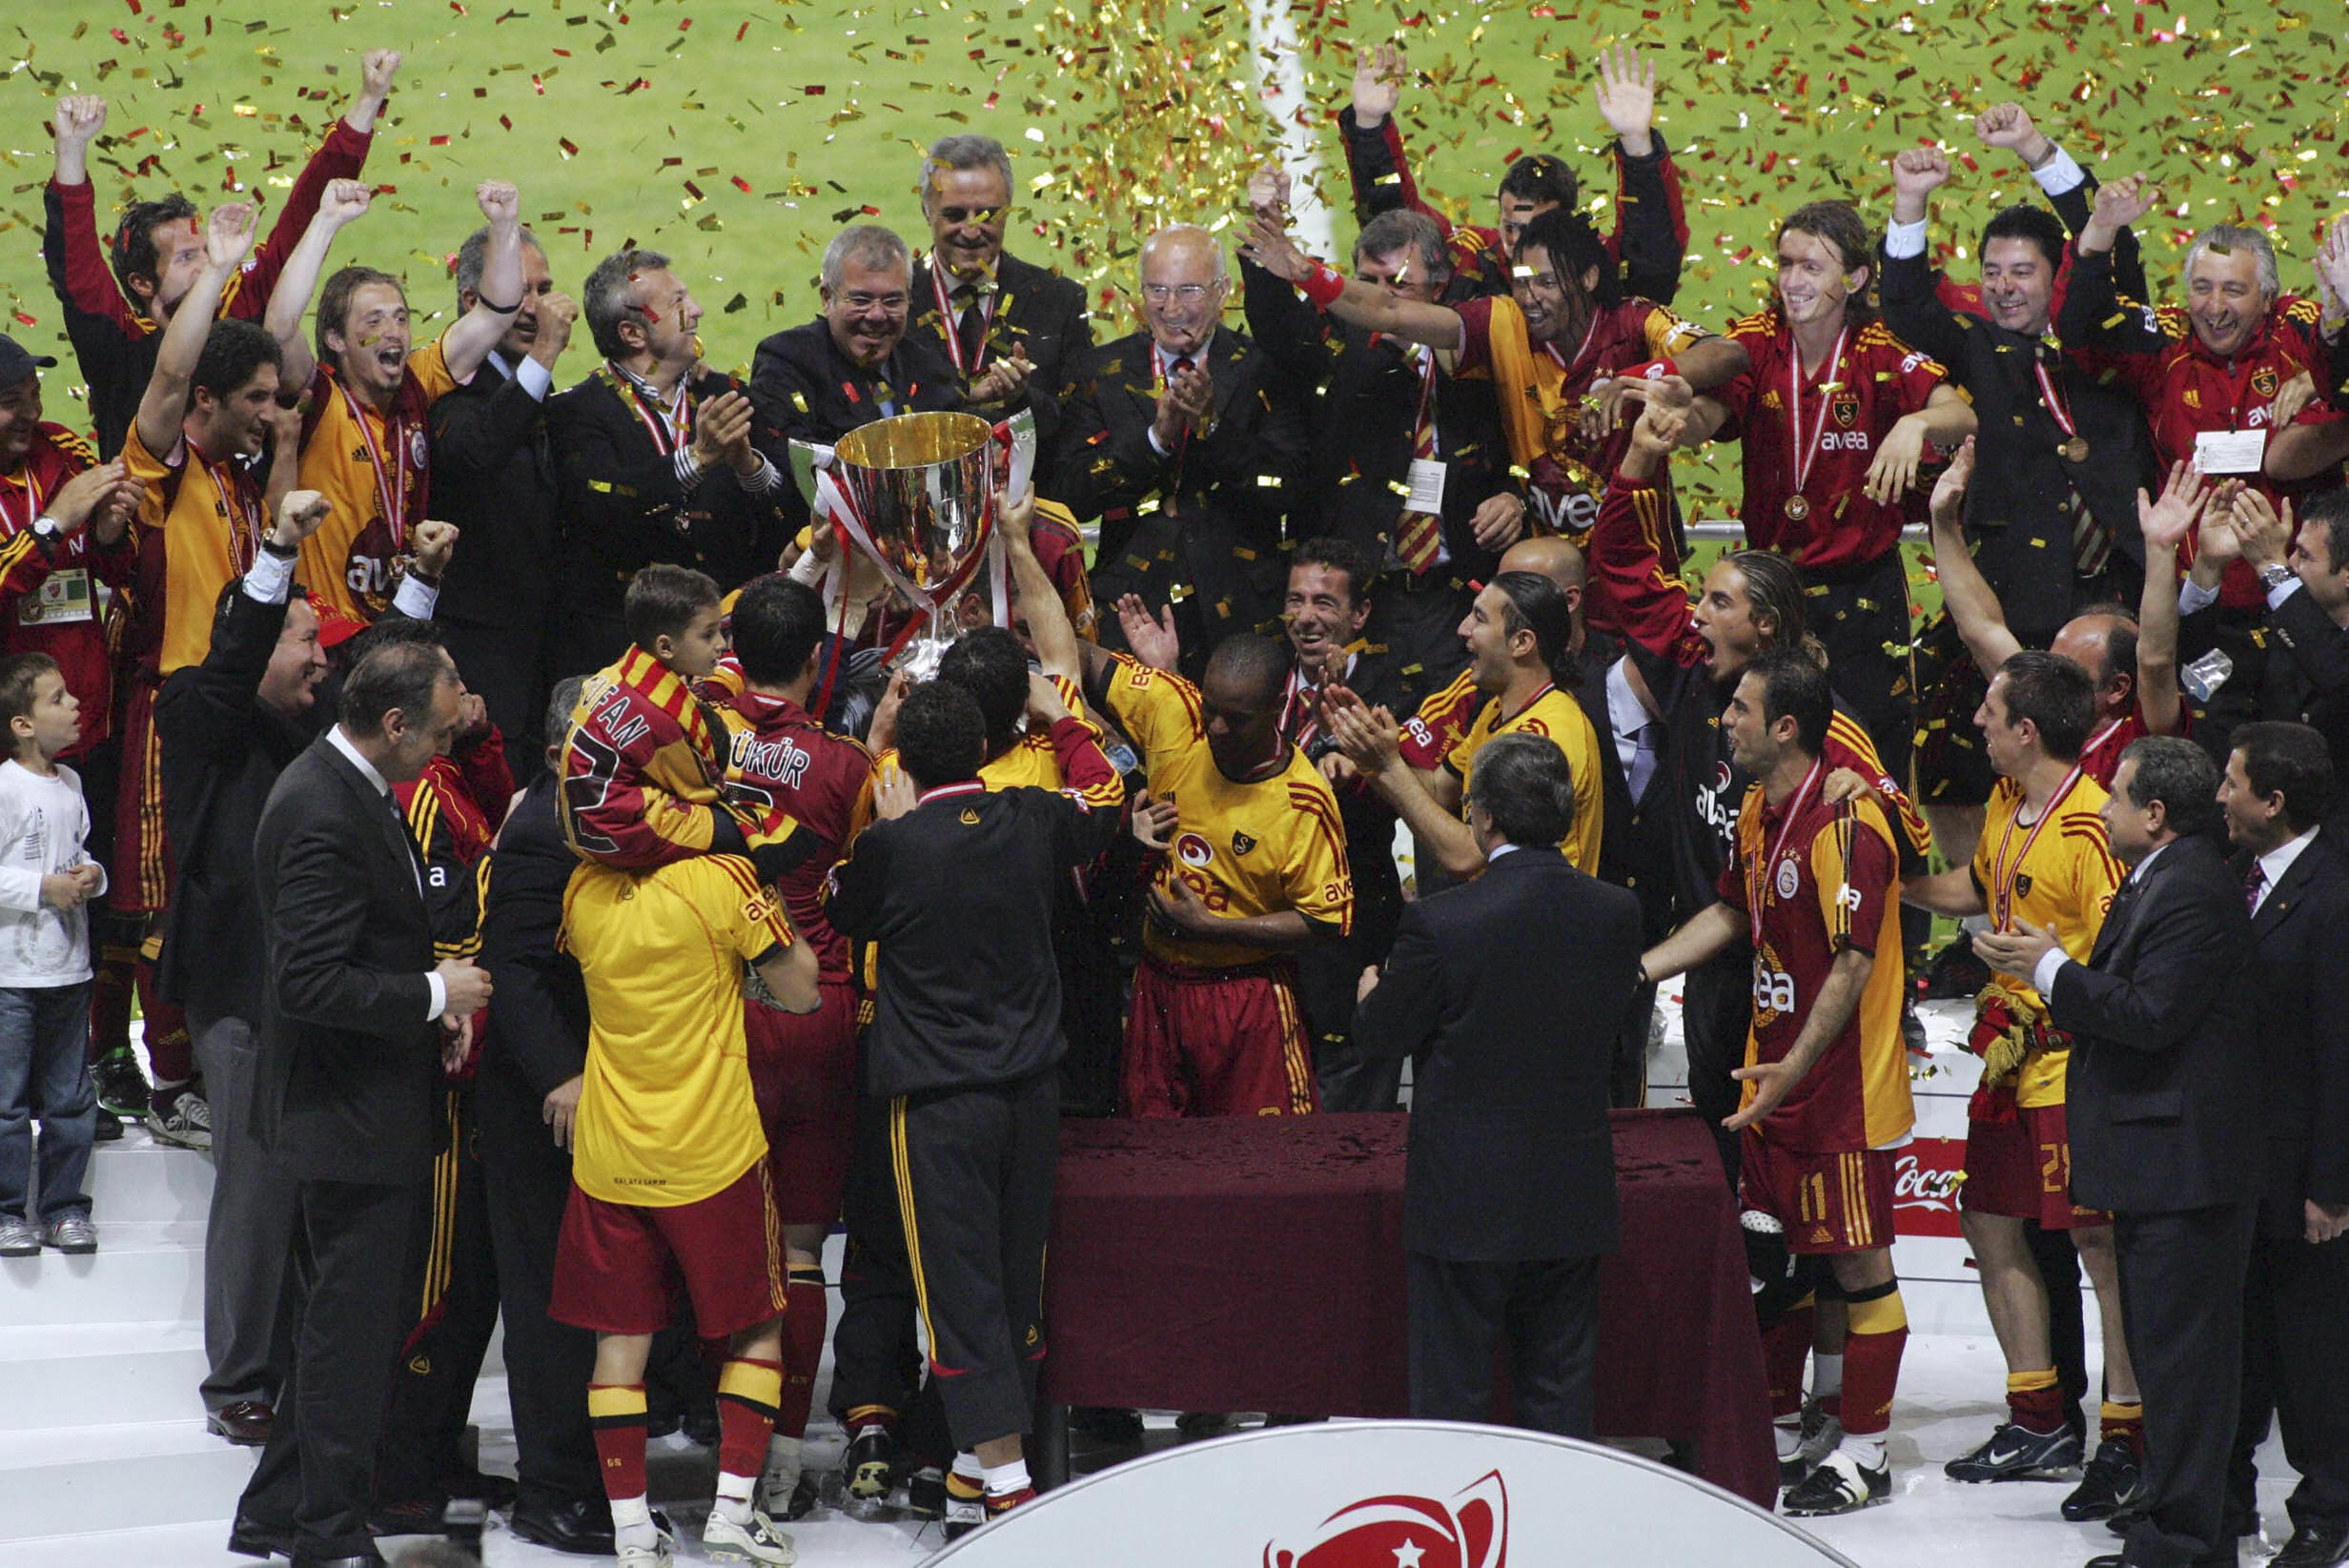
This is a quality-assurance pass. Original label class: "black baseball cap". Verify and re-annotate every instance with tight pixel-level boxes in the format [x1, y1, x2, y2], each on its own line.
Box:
[0, 336, 59, 389]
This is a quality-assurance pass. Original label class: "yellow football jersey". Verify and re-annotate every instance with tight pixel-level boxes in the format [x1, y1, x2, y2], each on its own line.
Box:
[870, 676, 1121, 806]
[1971, 771, 2121, 1110]
[1100, 657, 1354, 970]
[561, 854, 796, 1206]
[1444, 683, 1605, 875]
[296, 336, 460, 621]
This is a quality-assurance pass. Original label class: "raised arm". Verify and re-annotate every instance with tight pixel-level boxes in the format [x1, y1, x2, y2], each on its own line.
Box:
[1587, 403, 1699, 657]
[2058, 175, 2168, 358]
[439, 181, 525, 384]
[1926, 437, 2022, 679]
[999, 486, 1079, 682]
[1878, 149, 1970, 371]
[1242, 212, 1462, 351]
[261, 179, 375, 391]
[342, 48, 401, 135]
[2132, 460, 2209, 739]
[133, 204, 258, 459]
[1593, 44, 1689, 305]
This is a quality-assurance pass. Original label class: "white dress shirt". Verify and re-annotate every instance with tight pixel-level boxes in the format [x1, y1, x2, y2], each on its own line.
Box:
[325, 724, 446, 1020]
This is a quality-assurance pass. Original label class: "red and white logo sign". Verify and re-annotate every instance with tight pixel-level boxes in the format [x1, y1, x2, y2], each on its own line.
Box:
[1174, 831, 1215, 868]
[1891, 1136, 1967, 1238]
[1263, 1471, 1507, 1568]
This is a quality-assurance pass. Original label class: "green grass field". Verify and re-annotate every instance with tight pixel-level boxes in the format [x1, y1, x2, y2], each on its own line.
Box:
[3, 0, 2342, 533]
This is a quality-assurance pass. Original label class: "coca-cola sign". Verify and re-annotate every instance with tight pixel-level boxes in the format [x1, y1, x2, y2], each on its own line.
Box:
[1891, 1136, 1966, 1237]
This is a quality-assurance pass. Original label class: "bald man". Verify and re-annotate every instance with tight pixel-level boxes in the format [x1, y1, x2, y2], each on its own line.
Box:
[1056, 225, 1308, 679]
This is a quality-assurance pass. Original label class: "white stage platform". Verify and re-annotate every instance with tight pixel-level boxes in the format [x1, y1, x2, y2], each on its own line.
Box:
[0, 1006, 2302, 1566]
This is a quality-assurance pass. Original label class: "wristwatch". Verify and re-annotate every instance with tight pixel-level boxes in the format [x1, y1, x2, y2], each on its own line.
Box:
[29, 516, 62, 551]
[2259, 562, 2294, 594]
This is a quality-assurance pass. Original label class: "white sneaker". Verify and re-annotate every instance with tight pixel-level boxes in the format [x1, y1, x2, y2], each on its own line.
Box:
[704, 1506, 797, 1565]
[758, 1435, 803, 1517]
[147, 1091, 212, 1151]
[615, 1518, 675, 1568]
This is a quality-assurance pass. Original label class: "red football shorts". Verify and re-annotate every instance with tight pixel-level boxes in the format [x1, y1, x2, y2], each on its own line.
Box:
[1740, 1131, 1895, 1254]
[1123, 954, 1317, 1119]
[549, 1159, 788, 1337]
[1961, 1103, 2109, 1231]
[745, 979, 858, 1227]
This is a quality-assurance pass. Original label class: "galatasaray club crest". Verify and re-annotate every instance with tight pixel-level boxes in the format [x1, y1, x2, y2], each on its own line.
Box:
[1775, 858, 1802, 900]
[2253, 364, 2279, 399]
[1831, 397, 1859, 430]
[2013, 871, 2033, 899]
[1263, 1470, 1508, 1568]
[1175, 831, 1215, 868]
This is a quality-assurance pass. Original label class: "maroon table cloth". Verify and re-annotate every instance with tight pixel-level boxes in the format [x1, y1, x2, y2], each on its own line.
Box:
[1039, 1107, 1777, 1509]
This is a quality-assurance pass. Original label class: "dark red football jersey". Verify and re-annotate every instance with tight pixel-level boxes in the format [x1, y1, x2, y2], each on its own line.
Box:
[722, 688, 874, 984]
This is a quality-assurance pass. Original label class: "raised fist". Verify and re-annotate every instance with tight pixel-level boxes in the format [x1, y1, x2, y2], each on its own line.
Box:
[52, 96, 107, 147]
[361, 49, 402, 101]
[319, 178, 374, 226]
[476, 180, 520, 226]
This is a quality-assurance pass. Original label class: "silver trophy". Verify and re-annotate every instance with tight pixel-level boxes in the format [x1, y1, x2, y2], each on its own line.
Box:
[829, 411, 998, 680]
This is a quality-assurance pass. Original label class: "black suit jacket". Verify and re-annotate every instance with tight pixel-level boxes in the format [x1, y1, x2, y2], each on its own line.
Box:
[480, 774, 589, 1101]
[544, 368, 801, 674]
[251, 735, 441, 1185]
[1055, 325, 1308, 652]
[153, 582, 328, 1022]
[2046, 833, 2258, 1213]
[1576, 638, 1676, 942]
[1355, 847, 1643, 1260]
[1880, 253, 2156, 647]
[2184, 586, 2349, 791]
[2232, 831, 2349, 1234]
[747, 318, 964, 456]
[427, 353, 560, 631]
[908, 253, 1092, 490]
[1238, 255, 1513, 590]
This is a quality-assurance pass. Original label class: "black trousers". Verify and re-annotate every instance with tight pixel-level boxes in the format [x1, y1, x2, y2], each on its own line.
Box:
[1299, 895, 1403, 1114]
[377, 1087, 502, 1501]
[2230, 1211, 2349, 1535]
[438, 611, 557, 786]
[1612, 979, 1657, 1110]
[473, 1059, 602, 1507]
[1407, 1252, 1603, 1440]
[830, 1092, 951, 1458]
[2114, 1201, 2257, 1568]
[1801, 551, 1916, 795]
[238, 1177, 420, 1558]
[1681, 943, 1753, 1191]
[889, 1070, 1060, 1451]
[2029, 1223, 2092, 1440]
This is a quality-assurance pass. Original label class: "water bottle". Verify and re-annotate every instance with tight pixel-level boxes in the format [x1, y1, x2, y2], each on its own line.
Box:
[2180, 647, 2234, 703]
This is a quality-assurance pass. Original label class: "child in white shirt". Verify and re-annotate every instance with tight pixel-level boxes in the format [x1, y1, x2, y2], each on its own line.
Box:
[0, 652, 107, 1254]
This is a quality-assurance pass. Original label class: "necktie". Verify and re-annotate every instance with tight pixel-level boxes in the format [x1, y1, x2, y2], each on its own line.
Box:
[2066, 480, 2110, 579]
[388, 791, 423, 897]
[2244, 860, 2265, 914]
[953, 284, 989, 370]
[1392, 352, 1442, 576]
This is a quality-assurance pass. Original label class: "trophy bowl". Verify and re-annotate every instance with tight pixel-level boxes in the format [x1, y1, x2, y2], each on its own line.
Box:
[831, 411, 999, 679]
[831, 410, 996, 595]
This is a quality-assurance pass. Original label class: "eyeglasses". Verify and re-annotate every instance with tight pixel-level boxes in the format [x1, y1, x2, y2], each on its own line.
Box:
[1141, 282, 1222, 305]
[842, 294, 909, 313]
